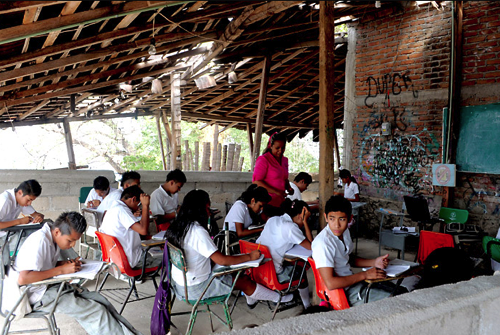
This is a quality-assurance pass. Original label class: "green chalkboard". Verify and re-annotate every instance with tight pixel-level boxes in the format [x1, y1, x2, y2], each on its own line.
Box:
[456, 103, 500, 174]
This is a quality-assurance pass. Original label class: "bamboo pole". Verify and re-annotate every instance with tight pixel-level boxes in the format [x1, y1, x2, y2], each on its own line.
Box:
[156, 115, 167, 170]
[194, 141, 199, 171]
[215, 143, 222, 171]
[233, 144, 241, 171]
[227, 143, 235, 171]
[221, 144, 228, 171]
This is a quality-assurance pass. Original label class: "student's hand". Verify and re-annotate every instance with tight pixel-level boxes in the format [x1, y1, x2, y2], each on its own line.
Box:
[31, 212, 44, 223]
[91, 200, 101, 208]
[133, 209, 141, 217]
[140, 193, 150, 207]
[303, 207, 311, 223]
[20, 216, 33, 225]
[249, 249, 261, 261]
[60, 259, 82, 274]
[364, 267, 386, 280]
[374, 254, 389, 269]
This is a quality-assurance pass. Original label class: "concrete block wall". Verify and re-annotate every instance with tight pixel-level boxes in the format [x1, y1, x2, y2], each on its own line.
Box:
[349, 1, 500, 237]
[220, 275, 500, 335]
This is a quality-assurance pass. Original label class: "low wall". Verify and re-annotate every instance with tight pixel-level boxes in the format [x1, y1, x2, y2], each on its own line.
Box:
[0, 170, 319, 227]
[220, 274, 500, 335]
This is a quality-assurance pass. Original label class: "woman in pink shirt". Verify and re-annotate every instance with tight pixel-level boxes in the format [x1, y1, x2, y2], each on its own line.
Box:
[252, 132, 294, 217]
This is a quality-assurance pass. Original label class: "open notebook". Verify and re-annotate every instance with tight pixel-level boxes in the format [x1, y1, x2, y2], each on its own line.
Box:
[53, 259, 105, 280]
[213, 254, 264, 272]
[364, 259, 419, 277]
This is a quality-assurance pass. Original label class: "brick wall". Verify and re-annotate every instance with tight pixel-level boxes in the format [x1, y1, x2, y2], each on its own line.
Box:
[350, 1, 500, 236]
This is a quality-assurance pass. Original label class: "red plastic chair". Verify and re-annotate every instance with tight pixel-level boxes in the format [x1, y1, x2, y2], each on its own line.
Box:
[307, 257, 350, 310]
[417, 230, 455, 265]
[95, 231, 160, 314]
[239, 240, 305, 320]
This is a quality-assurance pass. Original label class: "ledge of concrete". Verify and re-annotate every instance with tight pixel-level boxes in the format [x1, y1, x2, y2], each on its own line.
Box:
[219, 275, 500, 335]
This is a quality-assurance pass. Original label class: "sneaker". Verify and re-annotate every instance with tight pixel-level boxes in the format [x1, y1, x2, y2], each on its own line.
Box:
[246, 297, 258, 309]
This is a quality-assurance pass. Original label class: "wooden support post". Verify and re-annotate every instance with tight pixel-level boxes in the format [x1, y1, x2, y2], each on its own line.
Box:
[202, 142, 211, 171]
[156, 115, 167, 170]
[194, 141, 199, 171]
[251, 54, 271, 170]
[184, 140, 191, 171]
[239, 157, 244, 172]
[212, 124, 219, 170]
[216, 143, 222, 171]
[318, 1, 336, 229]
[221, 144, 228, 171]
[247, 122, 254, 161]
[62, 117, 77, 170]
[343, 24, 357, 171]
[233, 144, 241, 171]
[227, 143, 235, 172]
[171, 72, 182, 169]
[161, 109, 173, 170]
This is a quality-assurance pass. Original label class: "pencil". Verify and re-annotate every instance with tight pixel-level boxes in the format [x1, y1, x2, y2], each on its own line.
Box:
[257, 243, 261, 251]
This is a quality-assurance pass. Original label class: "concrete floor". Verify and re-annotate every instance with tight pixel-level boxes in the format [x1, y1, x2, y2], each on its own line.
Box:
[2, 237, 417, 335]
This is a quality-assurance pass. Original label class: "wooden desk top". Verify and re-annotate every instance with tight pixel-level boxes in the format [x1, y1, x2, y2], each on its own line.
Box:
[141, 239, 165, 248]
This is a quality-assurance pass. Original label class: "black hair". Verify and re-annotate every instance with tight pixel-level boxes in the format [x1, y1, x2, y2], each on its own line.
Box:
[15, 179, 42, 197]
[294, 172, 313, 185]
[262, 132, 287, 155]
[121, 185, 144, 201]
[339, 169, 357, 184]
[167, 169, 187, 183]
[281, 198, 309, 218]
[166, 189, 211, 249]
[325, 195, 352, 218]
[121, 171, 141, 187]
[238, 184, 272, 204]
[53, 211, 87, 235]
[93, 176, 110, 191]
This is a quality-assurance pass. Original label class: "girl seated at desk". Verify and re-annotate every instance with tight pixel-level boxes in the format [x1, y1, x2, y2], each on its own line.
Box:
[225, 185, 271, 238]
[166, 189, 293, 307]
[256, 199, 313, 309]
[335, 169, 360, 202]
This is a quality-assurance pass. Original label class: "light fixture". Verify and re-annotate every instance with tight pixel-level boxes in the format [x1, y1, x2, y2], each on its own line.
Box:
[148, 38, 156, 55]
[228, 71, 237, 84]
[194, 75, 216, 89]
[375, 1, 381, 8]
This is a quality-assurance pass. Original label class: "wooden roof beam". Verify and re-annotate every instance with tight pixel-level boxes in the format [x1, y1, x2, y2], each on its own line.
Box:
[267, 89, 319, 120]
[0, 1, 60, 15]
[17, 99, 51, 121]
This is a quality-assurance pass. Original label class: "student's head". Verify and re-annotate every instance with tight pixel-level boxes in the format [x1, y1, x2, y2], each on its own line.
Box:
[121, 171, 141, 189]
[165, 169, 187, 194]
[324, 195, 352, 237]
[121, 185, 144, 211]
[281, 198, 309, 224]
[93, 176, 110, 197]
[52, 212, 87, 250]
[166, 189, 211, 248]
[14, 180, 42, 206]
[339, 169, 352, 184]
[238, 184, 271, 214]
[263, 132, 287, 158]
[293, 172, 313, 192]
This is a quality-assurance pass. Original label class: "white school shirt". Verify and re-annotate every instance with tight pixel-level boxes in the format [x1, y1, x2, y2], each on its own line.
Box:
[150, 185, 178, 217]
[171, 222, 218, 287]
[256, 213, 306, 273]
[99, 200, 142, 268]
[311, 225, 353, 278]
[13, 223, 60, 305]
[286, 183, 302, 201]
[0, 189, 36, 222]
[225, 200, 252, 232]
[96, 187, 123, 214]
[84, 187, 116, 205]
[344, 182, 359, 200]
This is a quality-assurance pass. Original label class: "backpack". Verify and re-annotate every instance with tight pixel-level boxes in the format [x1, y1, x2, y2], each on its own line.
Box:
[150, 241, 173, 335]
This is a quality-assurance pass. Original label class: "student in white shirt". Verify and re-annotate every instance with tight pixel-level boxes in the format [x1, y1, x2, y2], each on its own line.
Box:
[166, 189, 292, 308]
[99, 185, 159, 269]
[85, 176, 116, 208]
[225, 185, 271, 238]
[150, 169, 186, 231]
[14, 212, 140, 335]
[256, 198, 313, 309]
[0, 180, 44, 229]
[97, 171, 141, 217]
[287, 172, 313, 201]
[335, 169, 360, 202]
[311, 195, 395, 307]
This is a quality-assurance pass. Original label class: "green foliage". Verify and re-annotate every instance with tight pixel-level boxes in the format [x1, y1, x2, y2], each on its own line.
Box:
[121, 117, 163, 171]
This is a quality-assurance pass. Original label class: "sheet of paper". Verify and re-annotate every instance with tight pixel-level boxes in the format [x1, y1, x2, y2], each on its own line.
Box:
[152, 231, 167, 240]
[363, 264, 411, 277]
[213, 254, 264, 272]
[54, 260, 104, 280]
[284, 245, 312, 261]
[248, 224, 265, 230]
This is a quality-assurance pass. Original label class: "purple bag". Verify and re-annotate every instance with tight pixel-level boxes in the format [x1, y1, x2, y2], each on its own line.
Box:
[150, 241, 172, 335]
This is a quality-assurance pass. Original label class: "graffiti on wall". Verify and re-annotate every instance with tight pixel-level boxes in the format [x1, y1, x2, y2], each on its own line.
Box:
[461, 176, 500, 215]
[364, 72, 419, 108]
[362, 106, 408, 133]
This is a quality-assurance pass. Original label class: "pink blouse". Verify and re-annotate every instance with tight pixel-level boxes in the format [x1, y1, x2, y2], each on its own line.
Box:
[252, 152, 289, 207]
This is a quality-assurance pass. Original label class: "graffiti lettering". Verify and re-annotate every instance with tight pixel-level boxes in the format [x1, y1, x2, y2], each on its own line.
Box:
[365, 72, 418, 107]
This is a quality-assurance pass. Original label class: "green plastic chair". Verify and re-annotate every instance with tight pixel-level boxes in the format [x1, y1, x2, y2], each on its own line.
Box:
[79, 186, 93, 210]
[439, 207, 468, 224]
[167, 242, 242, 335]
[483, 236, 500, 262]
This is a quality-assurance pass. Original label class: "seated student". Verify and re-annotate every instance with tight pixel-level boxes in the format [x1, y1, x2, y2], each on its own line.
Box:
[287, 172, 312, 201]
[166, 189, 293, 308]
[225, 184, 271, 238]
[0, 179, 44, 229]
[150, 169, 186, 231]
[311, 195, 392, 307]
[97, 171, 141, 217]
[99, 185, 160, 269]
[85, 176, 116, 209]
[256, 199, 313, 309]
[334, 169, 360, 202]
[13, 212, 141, 335]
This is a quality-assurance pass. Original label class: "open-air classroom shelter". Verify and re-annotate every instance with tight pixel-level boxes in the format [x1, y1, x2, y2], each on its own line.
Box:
[1, 1, 500, 334]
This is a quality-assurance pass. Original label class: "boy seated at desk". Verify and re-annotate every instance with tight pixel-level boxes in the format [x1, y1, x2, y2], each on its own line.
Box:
[0, 179, 44, 230]
[99, 185, 161, 269]
[85, 176, 116, 209]
[311, 195, 396, 307]
[97, 171, 141, 217]
[13, 211, 141, 335]
[150, 169, 186, 231]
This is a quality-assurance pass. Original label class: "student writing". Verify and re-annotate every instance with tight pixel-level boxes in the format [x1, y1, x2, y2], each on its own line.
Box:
[150, 169, 186, 231]
[335, 169, 360, 202]
[97, 171, 141, 217]
[0, 179, 44, 230]
[85, 176, 116, 208]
